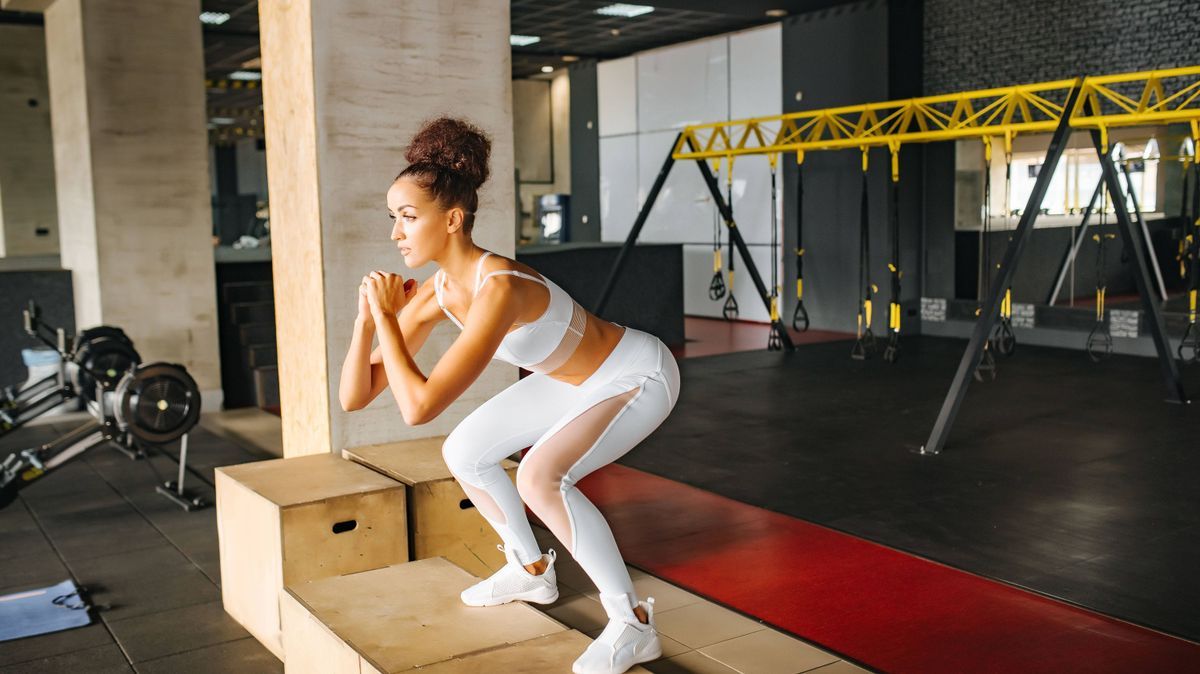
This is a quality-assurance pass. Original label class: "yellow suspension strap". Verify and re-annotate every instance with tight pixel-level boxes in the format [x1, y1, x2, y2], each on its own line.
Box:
[1176, 139, 1194, 281]
[974, 136, 998, 381]
[883, 141, 903, 363]
[708, 157, 727, 302]
[994, 132, 1017, 357]
[767, 154, 785, 351]
[1087, 186, 1116, 362]
[792, 150, 810, 332]
[722, 156, 740, 321]
[1179, 136, 1200, 363]
[851, 147, 878, 360]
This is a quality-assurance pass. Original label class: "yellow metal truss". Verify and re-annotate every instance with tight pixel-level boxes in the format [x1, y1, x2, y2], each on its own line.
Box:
[672, 65, 1200, 173]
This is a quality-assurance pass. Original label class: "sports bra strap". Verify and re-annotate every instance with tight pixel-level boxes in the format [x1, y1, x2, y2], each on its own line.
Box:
[477, 270, 548, 293]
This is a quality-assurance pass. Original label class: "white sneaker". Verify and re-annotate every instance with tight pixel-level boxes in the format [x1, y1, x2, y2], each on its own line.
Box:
[460, 545, 559, 607]
[572, 593, 662, 674]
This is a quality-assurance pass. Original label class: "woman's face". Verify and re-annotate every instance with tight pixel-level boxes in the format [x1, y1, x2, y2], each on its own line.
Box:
[386, 177, 457, 268]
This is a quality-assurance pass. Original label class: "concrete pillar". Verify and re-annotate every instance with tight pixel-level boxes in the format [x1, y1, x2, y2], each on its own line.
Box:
[42, 0, 222, 405]
[0, 24, 59, 258]
[259, 0, 517, 457]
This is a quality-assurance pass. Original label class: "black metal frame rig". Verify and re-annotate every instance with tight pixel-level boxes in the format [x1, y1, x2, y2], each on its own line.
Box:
[593, 133, 796, 352]
[920, 80, 1190, 455]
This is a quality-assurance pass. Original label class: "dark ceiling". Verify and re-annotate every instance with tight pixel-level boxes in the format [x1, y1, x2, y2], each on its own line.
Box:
[1, 0, 853, 142]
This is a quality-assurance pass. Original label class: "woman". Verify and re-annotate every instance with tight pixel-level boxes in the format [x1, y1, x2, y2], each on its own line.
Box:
[339, 117, 680, 674]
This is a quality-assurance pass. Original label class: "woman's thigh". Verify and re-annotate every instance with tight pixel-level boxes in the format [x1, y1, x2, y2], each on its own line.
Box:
[524, 363, 676, 487]
[444, 372, 581, 475]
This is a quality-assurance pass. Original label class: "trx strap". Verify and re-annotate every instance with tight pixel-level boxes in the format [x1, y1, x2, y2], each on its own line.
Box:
[883, 144, 902, 363]
[1180, 157, 1200, 363]
[1087, 187, 1116, 362]
[722, 160, 739, 320]
[792, 153, 809, 332]
[708, 159, 727, 301]
[851, 148, 877, 360]
[768, 156, 784, 351]
[994, 143, 1017, 356]
[974, 138, 997, 381]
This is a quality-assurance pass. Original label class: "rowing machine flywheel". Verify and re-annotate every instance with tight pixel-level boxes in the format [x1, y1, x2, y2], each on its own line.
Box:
[72, 327, 140, 403]
[114, 363, 202, 444]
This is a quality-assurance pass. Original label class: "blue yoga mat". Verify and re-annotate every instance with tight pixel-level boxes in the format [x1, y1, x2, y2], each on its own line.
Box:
[0, 579, 93, 642]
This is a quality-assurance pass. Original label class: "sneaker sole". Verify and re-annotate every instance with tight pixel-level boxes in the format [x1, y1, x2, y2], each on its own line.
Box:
[461, 584, 560, 608]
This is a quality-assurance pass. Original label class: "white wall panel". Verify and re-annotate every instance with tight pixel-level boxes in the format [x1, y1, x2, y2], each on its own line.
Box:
[725, 154, 779, 246]
[636, 37, 728, 133]
[730, 24, 782, 119]
[597, 57, 637, 137]
[634, 129, 712, 243]
[599, 134, 638, 241]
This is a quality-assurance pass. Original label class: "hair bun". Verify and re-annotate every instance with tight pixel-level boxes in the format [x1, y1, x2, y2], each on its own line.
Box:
[405, 117, 491, 189]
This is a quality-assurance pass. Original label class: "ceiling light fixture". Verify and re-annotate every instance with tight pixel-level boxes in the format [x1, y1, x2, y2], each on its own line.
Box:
[228, 70, 263, 81]
[510, 34, 541, 46]
[765, 9, 787, 17]
[562, 55, 580, 62]
[210, 117, 236, 125]
[199, 12, 230, 25]
[595, 4, 654, 18]
[541, 66, 554, 73]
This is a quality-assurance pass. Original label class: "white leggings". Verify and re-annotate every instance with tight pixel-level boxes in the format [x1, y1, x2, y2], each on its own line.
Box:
[442, 326, 680, 608]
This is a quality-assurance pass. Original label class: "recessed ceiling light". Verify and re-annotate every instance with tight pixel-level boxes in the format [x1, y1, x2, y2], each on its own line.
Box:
[595, 4, 654, 18]
[610, 28, 621, 37]
[228, 70, 262, 81]
[210, 117, 236, 125]
[765, 9, 787, 17]
[510, 34, 541, 47]
[199, 12, 230, 25]
[541, 66, 554, 73]
[562, 55, 580, 62]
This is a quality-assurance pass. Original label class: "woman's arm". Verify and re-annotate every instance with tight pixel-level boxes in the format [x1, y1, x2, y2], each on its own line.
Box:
[371, 275, 521, 425]
[339, 276, 436, 412]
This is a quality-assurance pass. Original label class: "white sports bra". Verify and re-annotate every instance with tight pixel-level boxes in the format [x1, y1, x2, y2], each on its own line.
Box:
[434, 251, 587, 373]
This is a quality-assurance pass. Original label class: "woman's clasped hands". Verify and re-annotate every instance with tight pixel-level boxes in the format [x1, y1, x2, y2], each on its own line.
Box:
[360, 271, 418, 320]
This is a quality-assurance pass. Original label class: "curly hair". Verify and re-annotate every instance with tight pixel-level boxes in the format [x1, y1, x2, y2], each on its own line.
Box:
[396, 117, 492, 232]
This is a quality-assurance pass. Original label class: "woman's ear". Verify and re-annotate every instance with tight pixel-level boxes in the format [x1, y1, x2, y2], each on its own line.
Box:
[447, 207, 464, 234]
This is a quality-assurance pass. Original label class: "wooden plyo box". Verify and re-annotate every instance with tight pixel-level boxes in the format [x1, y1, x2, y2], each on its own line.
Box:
[215, 454, 409, 660]
[343, 437, 517, 578]
[279, 557, 570, 674]
[416, 630, 653, 673]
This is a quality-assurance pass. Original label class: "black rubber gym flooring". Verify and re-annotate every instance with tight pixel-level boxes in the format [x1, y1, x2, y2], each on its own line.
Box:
[0, 421, 278, 673]
[620, 335, 1200, 643]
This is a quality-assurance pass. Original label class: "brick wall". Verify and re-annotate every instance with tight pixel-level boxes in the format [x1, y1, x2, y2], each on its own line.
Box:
[924, 0, 1200, 94]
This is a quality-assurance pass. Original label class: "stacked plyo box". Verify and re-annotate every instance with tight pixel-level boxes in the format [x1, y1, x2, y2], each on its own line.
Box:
[343, 436, 517, 577]
[216, 441, 651, 671]
[215, 453, 410, 659]
[281, 557, 653, 673]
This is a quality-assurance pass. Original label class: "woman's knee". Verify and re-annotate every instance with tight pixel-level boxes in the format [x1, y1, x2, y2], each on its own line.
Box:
[441, 431, 485, 483]
[515, 458, 561, 507]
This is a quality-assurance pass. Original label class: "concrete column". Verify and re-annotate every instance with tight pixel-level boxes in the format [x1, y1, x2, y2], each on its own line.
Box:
[259, 0, 517, 457]
[0, 24, 59, 258]
[42, 0, 222, 404]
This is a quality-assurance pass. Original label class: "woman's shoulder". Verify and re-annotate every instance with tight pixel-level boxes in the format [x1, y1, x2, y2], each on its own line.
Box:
[479, 252, 545, 282]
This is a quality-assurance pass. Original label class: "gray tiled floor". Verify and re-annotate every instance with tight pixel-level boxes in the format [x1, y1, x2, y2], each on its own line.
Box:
[0, 421, 280, 673]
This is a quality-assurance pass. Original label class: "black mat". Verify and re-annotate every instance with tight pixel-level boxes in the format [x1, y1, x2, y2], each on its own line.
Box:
[619, 335, 1200, 642]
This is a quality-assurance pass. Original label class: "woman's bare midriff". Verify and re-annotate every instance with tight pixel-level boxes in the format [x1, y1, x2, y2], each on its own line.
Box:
[541, 316, 625, 386]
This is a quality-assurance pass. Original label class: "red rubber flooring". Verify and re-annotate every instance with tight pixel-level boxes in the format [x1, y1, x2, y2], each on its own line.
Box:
[577, 463, 1200, 674]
